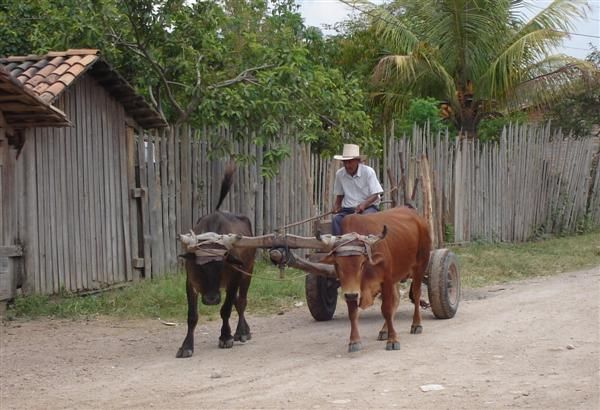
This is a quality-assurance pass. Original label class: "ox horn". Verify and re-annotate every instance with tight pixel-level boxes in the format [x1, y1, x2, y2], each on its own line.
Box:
[316, 232, 340, 247]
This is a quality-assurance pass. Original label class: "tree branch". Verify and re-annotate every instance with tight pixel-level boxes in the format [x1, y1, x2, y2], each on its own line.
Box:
[208, 64, 274, 90]
[176, 64, 274, 126]
[106, 25, 184, 120]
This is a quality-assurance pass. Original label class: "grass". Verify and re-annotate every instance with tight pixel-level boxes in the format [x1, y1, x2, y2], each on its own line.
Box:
[6, 231, 600, 321]
[451, 230, 600, 288]
[8, 260, 307, 322]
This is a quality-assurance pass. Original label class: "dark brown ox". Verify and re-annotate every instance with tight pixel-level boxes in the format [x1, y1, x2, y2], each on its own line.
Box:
[319, 207, 431, 352]
[176, 165, 256, 358]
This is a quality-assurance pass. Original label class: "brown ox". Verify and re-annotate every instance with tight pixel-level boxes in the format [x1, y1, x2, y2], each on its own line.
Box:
[319, 207, 431, 352]
[176, 165, 256, 358]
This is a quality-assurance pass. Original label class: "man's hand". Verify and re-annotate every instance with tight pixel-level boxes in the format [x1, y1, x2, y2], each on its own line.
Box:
[333, 195, 344, 214]
[355, 203, 365, 213]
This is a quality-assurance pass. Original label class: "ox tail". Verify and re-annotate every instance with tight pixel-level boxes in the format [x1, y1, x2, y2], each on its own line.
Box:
[215, 162, 236, 211]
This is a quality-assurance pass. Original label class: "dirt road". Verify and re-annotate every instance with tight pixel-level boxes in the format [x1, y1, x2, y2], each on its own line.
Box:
[1, 267, 599, 410]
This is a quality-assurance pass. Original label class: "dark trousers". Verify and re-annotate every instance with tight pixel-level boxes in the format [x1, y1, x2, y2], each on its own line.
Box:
[332, 206, 378, 235]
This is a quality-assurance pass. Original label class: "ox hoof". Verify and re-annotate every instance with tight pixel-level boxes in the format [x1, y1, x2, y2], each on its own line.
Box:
[377, 331, 388, 341]
[385, 341, 401, 351]
[348, 341, 362, 353]
[176, 347, 193, 358]
[410, 325, 423, 334]
[219, 337, 234, 349]
[234, 333, 252, 343]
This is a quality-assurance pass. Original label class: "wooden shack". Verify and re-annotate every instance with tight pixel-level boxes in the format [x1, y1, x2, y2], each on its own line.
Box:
[0, 64, 70, 301]
[0, 49, 167, 300]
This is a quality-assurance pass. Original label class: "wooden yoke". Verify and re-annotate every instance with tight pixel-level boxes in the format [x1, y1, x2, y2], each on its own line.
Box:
[179, 232, 332, 253]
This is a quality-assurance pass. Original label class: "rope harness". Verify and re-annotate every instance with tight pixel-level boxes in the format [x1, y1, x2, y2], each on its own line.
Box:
[323, 233, 377, 264]
[181, 230, 311, 281]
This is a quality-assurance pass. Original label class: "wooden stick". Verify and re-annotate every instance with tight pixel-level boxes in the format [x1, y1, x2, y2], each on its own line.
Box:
[275, 210, 333, 232]
[386, 167, 398, 208]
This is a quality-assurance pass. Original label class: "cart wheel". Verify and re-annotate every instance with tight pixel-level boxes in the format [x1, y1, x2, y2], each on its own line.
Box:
[426, 249, 460, 319]
[305, 273, 339, 321]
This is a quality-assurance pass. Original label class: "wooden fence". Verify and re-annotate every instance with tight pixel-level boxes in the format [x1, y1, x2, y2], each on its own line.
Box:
[134, 126, 381, 277]
[9, 120, 597, 295]
[385, 124, 600, 243]
[135, 123, 599, 280]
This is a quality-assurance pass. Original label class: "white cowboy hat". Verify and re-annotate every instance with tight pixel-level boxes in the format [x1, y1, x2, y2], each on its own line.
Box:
[333, 144, 365, 161]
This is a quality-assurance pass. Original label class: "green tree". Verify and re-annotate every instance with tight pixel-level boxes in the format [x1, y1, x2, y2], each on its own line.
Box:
[0, 0, 374, 167]
[544, 46, 600, 138]
[397, 97, 450, 137]
[351, 0, 595, 138]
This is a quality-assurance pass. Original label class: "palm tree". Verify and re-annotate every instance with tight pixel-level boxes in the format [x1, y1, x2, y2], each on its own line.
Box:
[355, 0, 594, 138]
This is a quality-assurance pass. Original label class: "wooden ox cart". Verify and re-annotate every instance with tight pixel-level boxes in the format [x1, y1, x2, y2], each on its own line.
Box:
[179, 223, 461, 322]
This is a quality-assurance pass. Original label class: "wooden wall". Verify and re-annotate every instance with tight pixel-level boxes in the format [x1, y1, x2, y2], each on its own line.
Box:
[17, 75, 134, 294]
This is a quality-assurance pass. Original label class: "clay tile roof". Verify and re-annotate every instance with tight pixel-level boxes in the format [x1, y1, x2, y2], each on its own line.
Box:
[0, 65, 70, 128]
[0, 49, 167, 129]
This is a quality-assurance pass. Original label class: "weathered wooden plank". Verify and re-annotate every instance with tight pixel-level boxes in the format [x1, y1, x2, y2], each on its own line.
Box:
[151, 130, 165, 277]
[37, 129, 51, 293]
[126, 126, 140, 281]
[160, 131, 172, 268]
[180, 124, 192, 232]
[78, 78, 92, 290]
[21, 129, 39, 293]
[79, 81, 96, 290]
[0, 135, 17, 301]
[190, 134, 198, 228]
[255, 141, 264, 235]
[0, 131, 5, 247]
[77, 80, 91, 289]
[108, 97, 121, 284]
[175, 127, 182, 243]
[56, 113, 68, 291]
[0, 246, 23, 258]
[167, 128, 177, 267]
[145, 131, 159, 277]
[107, 91, 120, 284]
[116, 103, 131, 282]
[62, 91, 77, 291]
[137, 127, 152, 278]
[92, 77, 109, 287]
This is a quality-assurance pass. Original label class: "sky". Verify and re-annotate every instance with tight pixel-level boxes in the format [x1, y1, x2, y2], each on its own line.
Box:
[297, 0, 600, 59]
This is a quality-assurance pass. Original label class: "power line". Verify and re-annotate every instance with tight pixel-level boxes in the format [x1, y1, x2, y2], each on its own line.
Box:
[553, 30, 600, 39]
[562, 45, 597, 51]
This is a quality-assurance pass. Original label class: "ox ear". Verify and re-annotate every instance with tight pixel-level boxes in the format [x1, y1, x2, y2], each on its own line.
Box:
[318, 253, 336, 265]
[369, 252, 385, 266]
[178, 253, 195, 261]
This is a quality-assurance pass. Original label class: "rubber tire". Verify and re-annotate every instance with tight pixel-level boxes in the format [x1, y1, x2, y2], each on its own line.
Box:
[427, 249, 461, 319]
[305, 273, 338, 321]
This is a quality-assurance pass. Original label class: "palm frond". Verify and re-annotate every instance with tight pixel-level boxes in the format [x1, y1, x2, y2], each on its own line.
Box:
[372, 54, 418, 84]
[520, 0, 589, 35]
[505, 56, 597, 110]
[480, 28, 567, 100]
[368, 3, 421, 55]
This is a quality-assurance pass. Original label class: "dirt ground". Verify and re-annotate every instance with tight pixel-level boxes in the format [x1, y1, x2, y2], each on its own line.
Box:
[1, 267, 599, 410]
